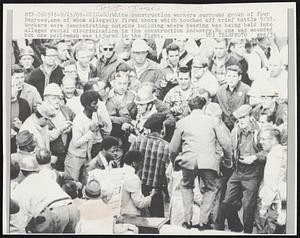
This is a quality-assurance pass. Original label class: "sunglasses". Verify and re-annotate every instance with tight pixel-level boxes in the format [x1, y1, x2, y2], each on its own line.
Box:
[103, 48, 114, 51]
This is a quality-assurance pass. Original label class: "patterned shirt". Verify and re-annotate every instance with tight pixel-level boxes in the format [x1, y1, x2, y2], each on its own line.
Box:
[130, 133, 170, 188]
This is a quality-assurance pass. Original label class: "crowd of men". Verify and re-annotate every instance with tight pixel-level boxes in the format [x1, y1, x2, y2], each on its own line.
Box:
[9, 37, 288, 234]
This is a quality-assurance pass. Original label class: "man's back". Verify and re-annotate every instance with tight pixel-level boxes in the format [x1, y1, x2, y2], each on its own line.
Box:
[130, 134, 169, 188]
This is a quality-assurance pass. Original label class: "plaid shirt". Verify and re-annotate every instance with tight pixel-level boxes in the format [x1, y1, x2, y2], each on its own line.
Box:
[130, 133, 170, 188]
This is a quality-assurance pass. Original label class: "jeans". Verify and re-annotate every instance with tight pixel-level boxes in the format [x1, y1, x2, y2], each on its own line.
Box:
[142, 185, 164, 217]
[181, 168, 218, 225]
[214, 170, 261, 233]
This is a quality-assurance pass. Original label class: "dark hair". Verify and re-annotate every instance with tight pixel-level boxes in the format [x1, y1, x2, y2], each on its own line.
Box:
[197, 88, 211, 100]
[163, 117, 176, 143]
[188, 96, 207, 111]
[101, 136, 119, 151]
[166, 43, 180, 55]
[35, 110, 44, 119]
[10, 160, 20, 180]
[80, 90, 101, 108]
[62, 181, 78, 199]
[261, 111, 276, 124]
[36, 148, 52, 165]
[270, 128, 282, 143]
[21, 170, 35, 177]
[178, 66, 191, 78]
[11, 65, 25, 76]
[226, 64, 242, 76]
[40, 45, 57, 56]
[83, 79, 98, 92]
[116, 62, 131, 73]
[123, 150, 144, 166]
[144, 113, 167, 133]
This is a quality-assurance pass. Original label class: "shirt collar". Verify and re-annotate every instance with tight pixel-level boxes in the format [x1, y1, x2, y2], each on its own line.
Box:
[226, 81, 241, 92]
[99, 152, 109, 168]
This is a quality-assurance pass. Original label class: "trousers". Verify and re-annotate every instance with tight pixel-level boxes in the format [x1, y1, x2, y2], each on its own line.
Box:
[142, 185, 164, 217]
[214, 169, 261, 233]
[64, 152, 87, 182]
[181, 168, 218, 224]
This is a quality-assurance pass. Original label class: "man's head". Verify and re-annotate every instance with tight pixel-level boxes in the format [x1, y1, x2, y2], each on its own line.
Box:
[144, 112, 167, 134]
[83, 39, 97, 59]
[44, 83, 63, 110]
[135, 83, 156, 115]
[56, 40, 69, 62]
[177, 66, 191, 91]
[16, 130, 36, 152]
[113, 71, 130, 95]
[233, 104, 252, 130]
[268, 56, 282, 78]
[80, 90, 100, 112]
[214, 38, 228, 59]
[62, 60, 78, 80]
[18, 46, 35, 69]
[257, 37, 271, 55]
[61, 76, 76, 99]
[188, 96, 207, 111]
[101, 136, 119, 161]
[259, 112, 275, 129]
[191, 56, 209, 81]
[229, 39, 246, 59]
[83, 179, 101, 199]
[173, 38, 188, 52]
[166, 43, 180, 66]
[11, 65, 26, 92]
[83, 79, 110, 100]
[19, 155, 39, 177]
[41, 46, 58, 67]
[131, 39, 149, 66]
[225, 65, 242, 89]
[75, 42, 91, 68]
[123, 150, 144, 173]
[35, 102, 57, 127]
[99, 39, 116, 59]
[259, 128, 281, 152]
[35, 148, 52, 166]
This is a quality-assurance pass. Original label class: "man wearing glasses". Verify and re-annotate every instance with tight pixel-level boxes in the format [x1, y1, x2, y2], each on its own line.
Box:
[191, 55, 219, 98]
[96, 39, 124, 83]
[28, 45, 64, 99]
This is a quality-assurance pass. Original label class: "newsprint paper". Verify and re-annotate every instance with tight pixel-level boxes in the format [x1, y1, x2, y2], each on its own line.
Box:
[2, 2, 297, 235]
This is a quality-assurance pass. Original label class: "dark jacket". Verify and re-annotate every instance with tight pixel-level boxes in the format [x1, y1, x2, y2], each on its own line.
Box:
[48, 105, 76, 155]
[28, 65, 64, 99]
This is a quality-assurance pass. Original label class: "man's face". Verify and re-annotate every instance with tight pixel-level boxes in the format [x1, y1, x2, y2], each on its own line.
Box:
[94, 81, 108, 99]
[260, 131, 275, 151]
[237, 115, 251, 129]
[258, 38, 271, 54]
[44, 95, 61, 109]
[226, 70, 240, 88]
[177, 72, 191, 91]
[192, 62, 206, 80]
[132, 51, 148, 65]
[261, 96, 274, 109]
[232, 42, 246, 58]
[11, 80, 18, 101]
[76, 50, 91, 68]
[12, 72, 25, 91]
[85, 41, 96, 58]
[174, 38, 187, 52]
[167, 50, 180, 66]
[114, 73, 129, 95]
[259, 114, 273, 129]
[62, 80, 76, 99]
[101, 43, 114, 59]
[214, 41, 227, 59]
[63, 64, 77, 80]
[104, 145, 119, 161]
[269, 60, 281, 77]
[57, 42, 69, 61]
[19, 55, 34, 69]
[86, 99, 99, 113]
[137, 103, 148, 115]
[43, 48, 58, 67]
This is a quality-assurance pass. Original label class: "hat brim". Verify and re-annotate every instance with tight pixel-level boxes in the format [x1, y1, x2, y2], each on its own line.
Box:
[83, 187, 101, 199]
[134, 96, 156, 105]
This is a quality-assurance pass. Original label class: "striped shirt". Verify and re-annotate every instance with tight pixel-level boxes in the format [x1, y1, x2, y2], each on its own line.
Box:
[130, 133, 170, 188]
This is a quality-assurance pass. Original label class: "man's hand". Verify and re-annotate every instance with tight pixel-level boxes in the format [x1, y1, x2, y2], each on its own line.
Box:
[59, 121, 73, 134]
[121, 122, 133, 132]
[170, 106, 183, 114]
[12, 118, 22, 130]
[89, 122, 99, 133]
[239, 155, 257, 165]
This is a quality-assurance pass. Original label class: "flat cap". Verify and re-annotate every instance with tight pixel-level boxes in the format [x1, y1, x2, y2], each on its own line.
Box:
[16, 130, 34, 147]
[84, 179, 101, 199]
[37, 101, 57, 119]
[233, 104, 252, 119]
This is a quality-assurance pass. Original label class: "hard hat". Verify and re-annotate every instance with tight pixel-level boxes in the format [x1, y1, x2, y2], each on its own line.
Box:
[43, 83, 63, 97]
[131, 39, 150, 52]
[19, 155, 39, 172]
[19, 46, 35, 59]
